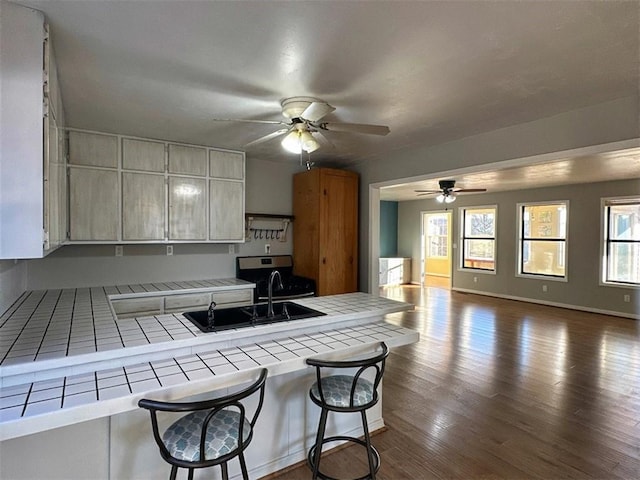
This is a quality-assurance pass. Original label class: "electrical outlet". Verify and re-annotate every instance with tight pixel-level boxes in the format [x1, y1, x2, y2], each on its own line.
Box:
[473, 276, 478, 283]
[265, 244, 271, 254]
[542, 284, 548, 292]
[115, 245, 123, 257]
[228, 244, 235, 254]
[624, 294, 631, 303]
[166, 245, 173, 256]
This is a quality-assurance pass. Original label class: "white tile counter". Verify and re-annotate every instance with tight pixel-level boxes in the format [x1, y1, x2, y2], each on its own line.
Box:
[0, 281, 416, 444]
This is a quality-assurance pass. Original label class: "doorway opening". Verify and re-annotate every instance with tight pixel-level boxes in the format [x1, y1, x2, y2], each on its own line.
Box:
[421, 211, 452, 289]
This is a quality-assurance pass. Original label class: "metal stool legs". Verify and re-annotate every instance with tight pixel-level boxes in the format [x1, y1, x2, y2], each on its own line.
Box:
[307, 406, 380, 480]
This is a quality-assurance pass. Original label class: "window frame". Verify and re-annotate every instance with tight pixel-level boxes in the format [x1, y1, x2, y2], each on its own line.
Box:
[516, 200, 569, 282]
[600, 196, 640, 289]
[459, 205, 497, 274]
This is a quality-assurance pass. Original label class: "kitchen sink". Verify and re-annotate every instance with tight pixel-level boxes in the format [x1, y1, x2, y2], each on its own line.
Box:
[183, 301, 326, 333]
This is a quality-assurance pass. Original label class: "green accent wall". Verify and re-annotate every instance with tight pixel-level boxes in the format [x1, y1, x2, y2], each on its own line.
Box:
[380, 201, 398, 257]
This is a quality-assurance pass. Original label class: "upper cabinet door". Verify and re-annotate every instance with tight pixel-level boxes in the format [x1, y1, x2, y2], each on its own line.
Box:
[168, 144, 207, 176]
[122, 172, 166, 241]
[169, 177, 207, 241]
[209, 150, 244, 179]
[209, 179, 244, 241]
[68, 131, 118, 168]
[122, 138, 165, 172]
[69, 168, 119, 241]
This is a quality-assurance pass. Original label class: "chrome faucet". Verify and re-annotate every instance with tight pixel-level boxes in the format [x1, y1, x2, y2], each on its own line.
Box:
[267, 270, 283, 318]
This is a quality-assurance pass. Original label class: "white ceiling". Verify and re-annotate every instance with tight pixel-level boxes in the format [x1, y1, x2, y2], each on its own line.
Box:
[16, 0, 640, 198]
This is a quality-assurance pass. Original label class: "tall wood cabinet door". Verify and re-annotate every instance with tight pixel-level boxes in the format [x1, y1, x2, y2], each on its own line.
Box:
[168, 144, 207, 176]
[68, 131, 118, 168]
[169, 177, 207, 240]
[122, 172, 165, 241]
[69, 168, 119, 240]
[292, 169, 321, 281]
[122, 138, 165, 172]
[319, 171, 358, 295]
[209, 179, 243, 241]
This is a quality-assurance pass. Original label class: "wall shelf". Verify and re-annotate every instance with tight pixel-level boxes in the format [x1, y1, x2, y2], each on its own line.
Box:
[245, 213, 294, 242]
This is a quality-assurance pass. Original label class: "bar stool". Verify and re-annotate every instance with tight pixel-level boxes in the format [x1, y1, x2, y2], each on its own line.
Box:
[138, 368, 268, 480]
[306, 342, 389, 480]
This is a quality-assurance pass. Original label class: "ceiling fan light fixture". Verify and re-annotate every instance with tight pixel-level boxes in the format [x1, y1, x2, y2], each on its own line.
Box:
[300, 130, 320, 153]
[445, 193, 456, 203]
[281, 129, 320, 154]
[281, 130, 303, 154]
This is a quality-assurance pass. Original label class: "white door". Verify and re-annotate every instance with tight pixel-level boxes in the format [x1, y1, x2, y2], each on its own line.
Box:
[422, 211, 452, 284]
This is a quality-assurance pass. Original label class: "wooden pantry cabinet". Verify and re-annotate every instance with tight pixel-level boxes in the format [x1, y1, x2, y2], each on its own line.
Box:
[67, 131, 245, 243]
[293, 168, 358, 296]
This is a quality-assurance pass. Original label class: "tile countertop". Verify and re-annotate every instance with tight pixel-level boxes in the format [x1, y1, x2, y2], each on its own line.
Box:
[0, 280, 417, 441]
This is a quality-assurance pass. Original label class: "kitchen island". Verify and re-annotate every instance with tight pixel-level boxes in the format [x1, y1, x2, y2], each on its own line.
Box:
[0, 280, 417, 479]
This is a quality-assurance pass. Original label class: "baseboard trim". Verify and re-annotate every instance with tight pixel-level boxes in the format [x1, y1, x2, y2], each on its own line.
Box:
[451, 287, 639, 320]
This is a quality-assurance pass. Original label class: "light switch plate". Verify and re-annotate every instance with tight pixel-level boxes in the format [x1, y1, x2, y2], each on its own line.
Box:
[115, 246, 123, 257]
[166, 245, 173, 256]
[228, 244, 235, 254]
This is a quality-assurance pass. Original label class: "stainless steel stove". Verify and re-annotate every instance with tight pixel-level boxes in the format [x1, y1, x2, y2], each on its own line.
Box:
[236, 255, 316, 302]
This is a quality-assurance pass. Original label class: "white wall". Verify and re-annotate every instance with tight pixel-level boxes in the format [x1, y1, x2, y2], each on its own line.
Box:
[0, 259, 26, 314]
[355, 96, 640, 292]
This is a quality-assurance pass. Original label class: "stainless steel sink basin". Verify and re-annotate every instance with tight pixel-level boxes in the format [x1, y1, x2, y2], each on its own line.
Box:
[183, 302, 326, 332]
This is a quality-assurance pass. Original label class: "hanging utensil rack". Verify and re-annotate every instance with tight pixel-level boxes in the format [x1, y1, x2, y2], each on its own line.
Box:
[245, 213, 294, 242]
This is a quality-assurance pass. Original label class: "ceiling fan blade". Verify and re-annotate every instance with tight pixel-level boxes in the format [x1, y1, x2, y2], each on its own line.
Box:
[243, 128, 290, 148]
[320, 122, 390, 136]
[311, 130, 334, 148]
[452, 188, 488, 193]
[301, 102, 335, 122]
[213, 118, 288, 126]
[416, 192, 437, 197]
[414, 189, 441, 194]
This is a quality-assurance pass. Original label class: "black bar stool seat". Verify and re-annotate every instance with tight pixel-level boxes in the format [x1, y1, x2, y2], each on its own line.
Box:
[306, 343, 389, 480]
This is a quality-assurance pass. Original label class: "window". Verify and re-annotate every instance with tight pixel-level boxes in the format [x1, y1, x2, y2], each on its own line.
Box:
[461, 206, 496, 271]
[602, 197, 640, 286]
[518, 202, 568, 278]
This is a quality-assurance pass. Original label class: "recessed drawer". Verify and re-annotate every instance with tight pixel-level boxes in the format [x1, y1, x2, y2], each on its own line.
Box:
[164, 293, 211, 313]
[211, 289, 253, 306]
[111, 297, 163, 317]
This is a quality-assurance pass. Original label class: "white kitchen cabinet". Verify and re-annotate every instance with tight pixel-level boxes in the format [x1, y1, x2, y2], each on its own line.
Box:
[209, 179, 244, 241]
[111, 288, 254, 319]
[122, 172, 166, 241]
[44, 112, 67, 251]
[0, 4, 67, 258]
[67, 131, 120, 241]
[68, 131, 118, 168]
[163, 293, 211, 313]
[168, 177, 207, 241]
[210, 149, 244, 179]
[169, 144, 207, 176]
[122, 138, 165, 172]
[69, 168, 120, 241]
[64, 129, 246, 244]
[111, 297, 164, 318]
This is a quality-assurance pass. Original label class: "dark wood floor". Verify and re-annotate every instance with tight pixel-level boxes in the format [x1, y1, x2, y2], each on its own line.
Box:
[267, 284, 640, 479]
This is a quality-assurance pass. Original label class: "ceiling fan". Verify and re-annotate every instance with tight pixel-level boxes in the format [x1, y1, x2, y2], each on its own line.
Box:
[213, 96, 390, 154]
[415, 180, 487, 203]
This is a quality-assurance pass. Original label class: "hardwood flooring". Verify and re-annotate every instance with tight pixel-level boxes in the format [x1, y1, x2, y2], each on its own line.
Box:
[267, 285, 640, 479]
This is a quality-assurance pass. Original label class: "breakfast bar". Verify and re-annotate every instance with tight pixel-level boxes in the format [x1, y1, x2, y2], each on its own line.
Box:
[0, 281, 417, 479]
